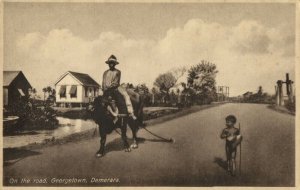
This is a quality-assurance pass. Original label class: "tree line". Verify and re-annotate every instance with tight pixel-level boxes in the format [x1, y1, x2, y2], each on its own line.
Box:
[34, 60, 218, 108]
[148, 60, 218, 107]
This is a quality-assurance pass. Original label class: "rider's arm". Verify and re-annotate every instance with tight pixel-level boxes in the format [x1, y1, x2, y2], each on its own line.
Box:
[115, 107, 119, 116]
[102, 71, 107, 91]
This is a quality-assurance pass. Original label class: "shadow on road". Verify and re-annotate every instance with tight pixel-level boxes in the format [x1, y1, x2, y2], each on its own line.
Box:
[4, 130, 41, 136]
[3, 148, 41, 167]
[104, 137, 172, 155]
[103, 137, 146, 154]
[136, 137, 173, 143]
[214, 157, 228, 171]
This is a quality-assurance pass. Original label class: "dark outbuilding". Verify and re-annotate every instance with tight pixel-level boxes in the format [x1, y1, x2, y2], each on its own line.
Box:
[3, 71, 32, 106]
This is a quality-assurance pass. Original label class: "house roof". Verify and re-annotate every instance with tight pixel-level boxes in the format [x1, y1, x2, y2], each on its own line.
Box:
[3, 71, 22, 86]
[55, 71, 100, 87]
[243, 91, 253, 95]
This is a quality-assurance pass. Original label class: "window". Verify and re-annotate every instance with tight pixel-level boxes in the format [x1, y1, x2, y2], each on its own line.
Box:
[94, 88, 98, 97]
[59, 85, 66, 98]
[18, 89, 25, 96]
[85, 87, 88, 97]
[88, 88, 93, 97]
[69, 85, 77, 98]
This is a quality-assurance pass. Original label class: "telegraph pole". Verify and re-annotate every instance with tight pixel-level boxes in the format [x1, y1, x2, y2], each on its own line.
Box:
[275, 73, 294, 106]
[217, 86, 230, 101]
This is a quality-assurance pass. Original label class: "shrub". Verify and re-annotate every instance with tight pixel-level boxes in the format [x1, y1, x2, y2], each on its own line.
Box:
[285, 99, 295, 112]
[7, 97, 59, 130]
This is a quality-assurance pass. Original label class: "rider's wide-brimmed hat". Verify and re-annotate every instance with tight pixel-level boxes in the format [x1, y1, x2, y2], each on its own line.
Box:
[105, 55, 119, 65]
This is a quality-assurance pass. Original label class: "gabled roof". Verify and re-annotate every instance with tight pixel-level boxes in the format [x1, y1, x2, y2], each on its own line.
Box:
[55, 71, 100, 87]
[3, 71, 33, 88]
[3, 71, 21, 86]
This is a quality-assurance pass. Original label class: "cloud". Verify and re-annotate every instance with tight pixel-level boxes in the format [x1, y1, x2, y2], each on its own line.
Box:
[231, 20, 271, 54]
[13, 19, 294, 96]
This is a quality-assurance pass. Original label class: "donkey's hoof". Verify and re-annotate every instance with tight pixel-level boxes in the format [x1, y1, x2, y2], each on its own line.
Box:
[130, 143, 138, 149]
[96, 150, 105, 158]
[96, 153, 104, 158]
[125, 148, 131, 152]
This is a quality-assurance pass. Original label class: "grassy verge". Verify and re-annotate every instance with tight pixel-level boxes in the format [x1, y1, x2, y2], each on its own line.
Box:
[267, 104, 295, 116]
[145, 102, 225, 126]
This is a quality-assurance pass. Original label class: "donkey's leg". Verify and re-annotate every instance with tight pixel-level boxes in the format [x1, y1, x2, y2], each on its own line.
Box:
[129, 118, 138, 149]
[96, 126, 106, 157]
[121, 119, 131, 152]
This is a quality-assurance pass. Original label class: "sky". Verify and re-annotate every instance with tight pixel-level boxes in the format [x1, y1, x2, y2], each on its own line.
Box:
[3, 3, 296, 96]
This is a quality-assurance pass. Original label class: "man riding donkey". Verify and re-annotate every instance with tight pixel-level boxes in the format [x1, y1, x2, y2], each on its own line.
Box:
[94, 55, 144, 157]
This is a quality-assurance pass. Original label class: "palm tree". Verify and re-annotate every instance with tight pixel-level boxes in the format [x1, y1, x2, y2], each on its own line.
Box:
[46, 86, 53, 100]
[31, 88, 37, 100]
[42, 87, 47, 101]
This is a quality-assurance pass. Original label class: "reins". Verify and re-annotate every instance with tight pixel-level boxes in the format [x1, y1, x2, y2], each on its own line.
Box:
[117, 114, 175, 143]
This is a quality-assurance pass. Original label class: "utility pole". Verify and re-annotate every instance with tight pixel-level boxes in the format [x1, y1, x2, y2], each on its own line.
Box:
[275, 73, 294, 106]
[217, 86, 230, 101]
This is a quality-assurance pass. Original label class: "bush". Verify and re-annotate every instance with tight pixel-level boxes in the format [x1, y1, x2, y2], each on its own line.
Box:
[6, 97, 59, 130]
[285, 99, 295, 112]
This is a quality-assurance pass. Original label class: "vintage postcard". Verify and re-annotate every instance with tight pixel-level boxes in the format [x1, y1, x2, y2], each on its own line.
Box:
[1, 1, 299, 189]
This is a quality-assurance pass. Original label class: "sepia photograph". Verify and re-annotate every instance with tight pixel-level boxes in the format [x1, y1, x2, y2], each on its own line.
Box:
[1, 1, 297, 187]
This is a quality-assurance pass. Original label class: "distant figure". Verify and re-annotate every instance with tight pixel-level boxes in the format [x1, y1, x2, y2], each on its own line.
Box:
[102, 55, 136, 120]
[220, 115, 243, 176]
[107, 98, 119, 124]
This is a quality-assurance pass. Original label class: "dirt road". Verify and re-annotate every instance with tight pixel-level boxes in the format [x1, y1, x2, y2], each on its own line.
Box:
[3, 103, 295, 186]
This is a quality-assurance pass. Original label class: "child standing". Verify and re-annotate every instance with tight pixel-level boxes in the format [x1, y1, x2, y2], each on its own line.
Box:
[220, 115, 243, 176]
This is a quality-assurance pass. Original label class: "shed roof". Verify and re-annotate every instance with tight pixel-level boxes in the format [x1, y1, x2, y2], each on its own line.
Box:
[3, 71, 22, 86]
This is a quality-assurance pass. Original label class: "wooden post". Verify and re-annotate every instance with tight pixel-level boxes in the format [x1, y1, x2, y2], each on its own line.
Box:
[239, 123, 242, 175]
[275, 85, 280, 105]
[277, 80, 284, 106]
[227, 87, 229, 98]
[290, 83, 294, 102]
[285, 73, 294, 103]
[224, 86, 226, 101]
[286, 73, 290, 96]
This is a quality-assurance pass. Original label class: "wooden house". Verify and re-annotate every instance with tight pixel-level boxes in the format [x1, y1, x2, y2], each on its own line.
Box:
[243, 91, 253, 99]
[55, 71, 100, 107]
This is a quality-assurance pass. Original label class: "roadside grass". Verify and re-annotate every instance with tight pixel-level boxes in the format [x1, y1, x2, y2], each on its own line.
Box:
[267, 104, 295, 116]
